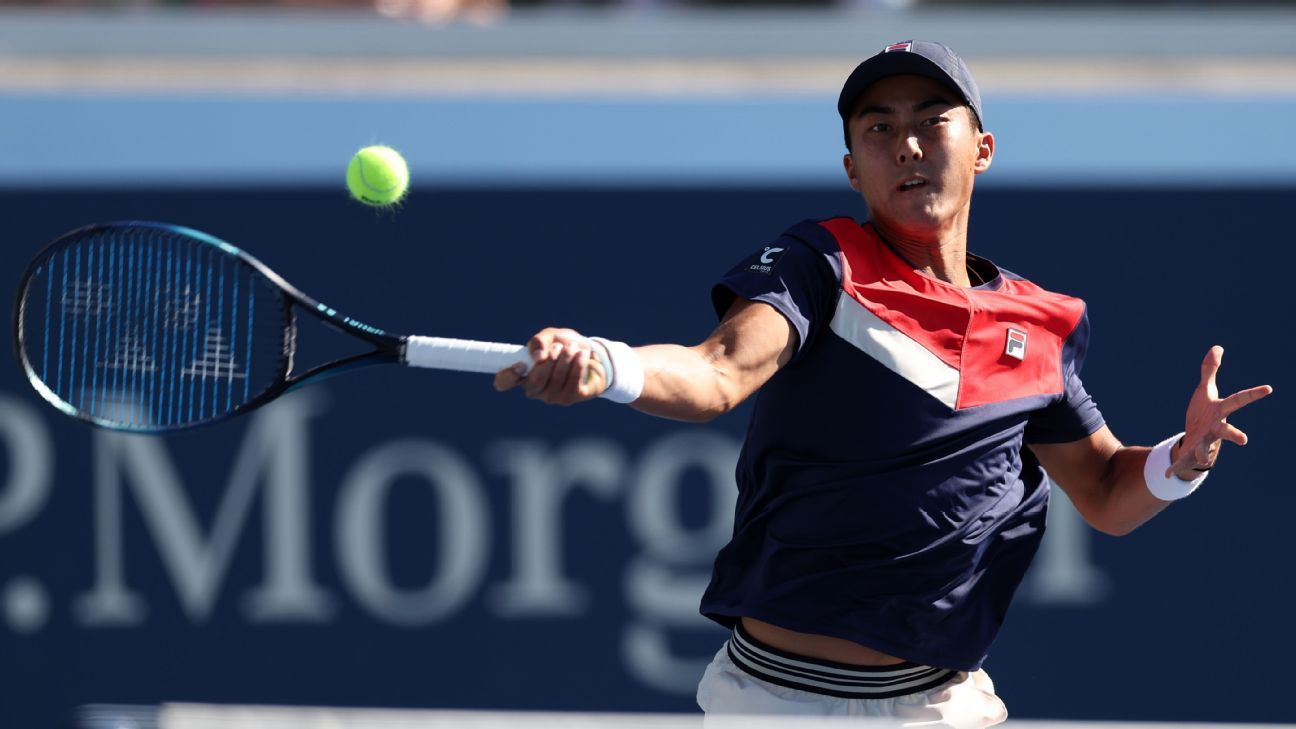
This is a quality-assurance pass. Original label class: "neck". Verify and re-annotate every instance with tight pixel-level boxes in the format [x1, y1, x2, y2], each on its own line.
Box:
[870, 218, 972, 287]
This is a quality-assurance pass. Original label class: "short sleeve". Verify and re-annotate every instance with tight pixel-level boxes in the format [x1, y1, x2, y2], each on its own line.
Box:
[711, 229, 840, 362]
[1025, 306, 1107, 444]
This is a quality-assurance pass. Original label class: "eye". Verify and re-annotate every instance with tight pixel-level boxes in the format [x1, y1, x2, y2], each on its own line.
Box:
[867, 122, 890, 133]
[921, 115, 947, 127]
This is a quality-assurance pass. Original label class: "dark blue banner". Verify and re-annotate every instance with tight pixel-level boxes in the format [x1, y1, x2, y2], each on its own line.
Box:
[0, 187, 1290, 727]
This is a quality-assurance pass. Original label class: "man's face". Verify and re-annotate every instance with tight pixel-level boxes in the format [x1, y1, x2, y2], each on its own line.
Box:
[842, 74, 993, 238]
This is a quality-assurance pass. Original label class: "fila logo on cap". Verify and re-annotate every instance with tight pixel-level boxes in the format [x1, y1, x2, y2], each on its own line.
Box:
[1005, 328, 1027, 361]
[883, 40, 913, 53]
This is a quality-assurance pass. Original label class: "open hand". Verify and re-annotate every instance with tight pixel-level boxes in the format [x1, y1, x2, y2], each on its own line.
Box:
[1169, 346, 1273, 478]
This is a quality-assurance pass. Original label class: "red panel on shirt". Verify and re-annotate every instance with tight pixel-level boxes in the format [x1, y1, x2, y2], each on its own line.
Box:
[820, 218, 1086, 410]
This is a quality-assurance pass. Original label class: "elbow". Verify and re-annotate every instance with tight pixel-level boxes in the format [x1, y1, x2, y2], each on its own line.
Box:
[1066, 491, 1139, 537]
[1080, 506, 1147, 538]
[1103, 512, 1158, 537]
[1092, 520, 1138, 538]
[1074, 507, 1119, 536]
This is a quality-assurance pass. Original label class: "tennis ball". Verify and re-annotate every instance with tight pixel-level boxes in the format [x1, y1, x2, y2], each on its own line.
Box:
[346, 145, 410, 207]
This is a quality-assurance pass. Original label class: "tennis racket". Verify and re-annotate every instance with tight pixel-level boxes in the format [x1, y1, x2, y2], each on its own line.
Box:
[12, 221, 531, 433]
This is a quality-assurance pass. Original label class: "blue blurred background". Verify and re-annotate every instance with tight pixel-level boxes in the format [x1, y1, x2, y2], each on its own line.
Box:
[1, 2, 1294, 727]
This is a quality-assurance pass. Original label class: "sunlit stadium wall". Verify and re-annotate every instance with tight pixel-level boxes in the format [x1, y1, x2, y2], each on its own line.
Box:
[0, 7, 1294, 729]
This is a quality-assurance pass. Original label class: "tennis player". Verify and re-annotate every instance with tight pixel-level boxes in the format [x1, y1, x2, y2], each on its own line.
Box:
[494, 40, 1272, 727]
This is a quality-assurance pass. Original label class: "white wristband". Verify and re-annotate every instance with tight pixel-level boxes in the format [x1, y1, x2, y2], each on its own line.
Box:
[589, 337, 644, 404]
[1143, 432, 1209, 501]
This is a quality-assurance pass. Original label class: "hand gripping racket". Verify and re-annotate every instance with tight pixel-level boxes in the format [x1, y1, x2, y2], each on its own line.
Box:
[12, 221, 530, 433]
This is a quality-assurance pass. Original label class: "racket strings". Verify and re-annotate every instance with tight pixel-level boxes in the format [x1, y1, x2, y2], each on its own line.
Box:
[18, 225, 290, 430]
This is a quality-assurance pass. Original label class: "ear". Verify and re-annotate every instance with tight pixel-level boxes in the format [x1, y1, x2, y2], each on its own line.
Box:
[973, 130, 995, 175]
[843, 154, 861, 192]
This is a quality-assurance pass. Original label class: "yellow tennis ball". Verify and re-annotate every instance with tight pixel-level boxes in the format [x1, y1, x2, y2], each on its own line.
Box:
[346, 145, 410, 207]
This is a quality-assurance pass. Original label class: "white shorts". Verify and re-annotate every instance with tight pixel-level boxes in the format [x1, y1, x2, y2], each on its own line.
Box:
[696, 634, 1008, 729]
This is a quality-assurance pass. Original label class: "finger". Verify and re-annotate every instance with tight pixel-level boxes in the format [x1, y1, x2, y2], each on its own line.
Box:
[581, 348, 609, 397]
[525, 346, 559, 398]
[551, 330, 589, 349]
[492, 363, 527, 392]
[528, 330, 557, 361]
[577, 348, 606, 398]
[547, 342, 577, 398]
[1200, 345, 1223, 398]
[560, 349, 595, 403]
[1220, 384, 1275, 417]
[1219, 421, 1249, 446]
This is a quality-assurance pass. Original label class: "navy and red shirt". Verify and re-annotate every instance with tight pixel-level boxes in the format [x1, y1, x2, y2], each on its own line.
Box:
[699, 217, 1106, 671]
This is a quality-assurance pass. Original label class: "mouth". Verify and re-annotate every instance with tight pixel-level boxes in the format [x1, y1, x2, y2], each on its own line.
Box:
[897, 177, 929, 193]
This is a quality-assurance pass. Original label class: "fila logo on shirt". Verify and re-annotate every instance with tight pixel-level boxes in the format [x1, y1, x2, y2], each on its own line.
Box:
[747, 247, 786, 275]
[1004, 328, 1027, 361]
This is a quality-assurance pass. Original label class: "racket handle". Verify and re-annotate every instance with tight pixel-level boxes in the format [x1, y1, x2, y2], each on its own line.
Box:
[403, 336, 531, 374]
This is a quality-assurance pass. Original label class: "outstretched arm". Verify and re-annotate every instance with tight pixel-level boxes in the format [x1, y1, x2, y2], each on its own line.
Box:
[1030, 346, 1273, 536]
[493, 298, 797, 422]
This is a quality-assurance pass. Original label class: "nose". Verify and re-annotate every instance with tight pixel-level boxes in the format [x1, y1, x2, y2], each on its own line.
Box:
[897, 134, 923, 164]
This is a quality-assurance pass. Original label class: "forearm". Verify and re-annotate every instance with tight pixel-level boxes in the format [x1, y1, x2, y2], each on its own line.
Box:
[1083, 445, 1173, 536]
[1034, 428, 1185, 537]
[498, 299, 794, 419]
[629, 343, 746, 422]
[624, 299, 793, 422]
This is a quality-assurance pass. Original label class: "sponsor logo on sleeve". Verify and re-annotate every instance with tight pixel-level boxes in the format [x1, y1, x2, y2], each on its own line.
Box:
[747, 247, 785, 275]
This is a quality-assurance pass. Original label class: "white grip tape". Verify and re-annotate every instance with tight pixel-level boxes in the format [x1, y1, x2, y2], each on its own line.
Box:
[403, 336, 531, 374]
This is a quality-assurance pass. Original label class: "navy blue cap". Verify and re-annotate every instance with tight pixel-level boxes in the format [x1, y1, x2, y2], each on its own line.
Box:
[838, 40, 983, 145]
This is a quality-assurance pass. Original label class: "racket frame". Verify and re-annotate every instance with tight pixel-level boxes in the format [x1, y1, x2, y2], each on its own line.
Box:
[13, 221, 407, 433]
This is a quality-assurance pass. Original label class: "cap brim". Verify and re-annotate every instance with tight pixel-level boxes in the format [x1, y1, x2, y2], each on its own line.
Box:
[838, 53, 973, 120]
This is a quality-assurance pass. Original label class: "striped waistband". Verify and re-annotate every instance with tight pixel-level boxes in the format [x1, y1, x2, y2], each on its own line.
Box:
[725, 623, 958, 700]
